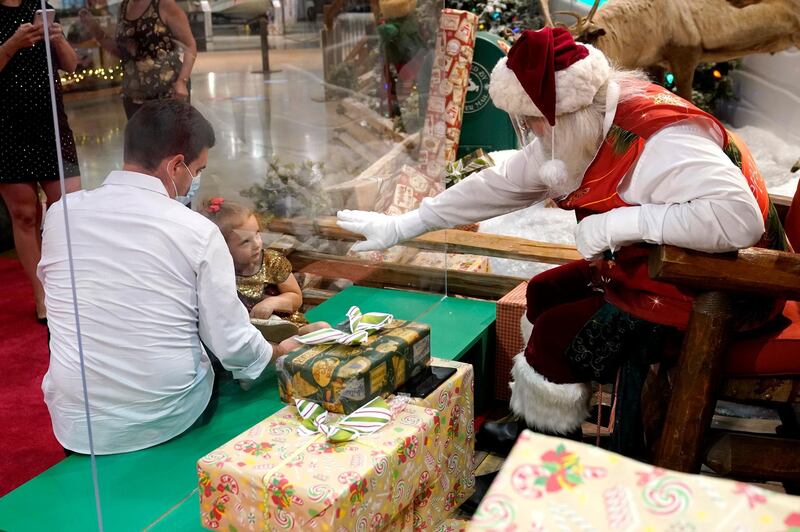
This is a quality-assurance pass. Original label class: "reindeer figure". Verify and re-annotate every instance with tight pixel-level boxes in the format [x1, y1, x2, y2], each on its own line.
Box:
[539, 0, 800, 101]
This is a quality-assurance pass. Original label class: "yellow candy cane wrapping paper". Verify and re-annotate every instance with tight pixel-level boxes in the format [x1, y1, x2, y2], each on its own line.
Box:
[197, 402, 439, 531]
[407, 359, 475, 530]
[468, 430, 800, 531]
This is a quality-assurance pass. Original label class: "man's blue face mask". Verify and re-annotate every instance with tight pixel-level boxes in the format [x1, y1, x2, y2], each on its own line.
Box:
[172, 161, 201, 206]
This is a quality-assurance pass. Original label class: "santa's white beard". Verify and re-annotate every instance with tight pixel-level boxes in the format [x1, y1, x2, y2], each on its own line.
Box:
[537, 111, 604, 199]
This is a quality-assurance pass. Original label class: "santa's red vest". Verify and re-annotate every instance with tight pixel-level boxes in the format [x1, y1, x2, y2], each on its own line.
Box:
[556, 83, 783, 329]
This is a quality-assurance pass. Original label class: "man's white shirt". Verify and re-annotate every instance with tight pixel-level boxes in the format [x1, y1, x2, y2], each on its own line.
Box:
[39, 171, 271, 454]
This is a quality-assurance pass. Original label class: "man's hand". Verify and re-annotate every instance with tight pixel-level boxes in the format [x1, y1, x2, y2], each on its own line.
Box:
[336, 209, 429, 252]
[250, 300, 275, 320]
[6, 23, 43, 53]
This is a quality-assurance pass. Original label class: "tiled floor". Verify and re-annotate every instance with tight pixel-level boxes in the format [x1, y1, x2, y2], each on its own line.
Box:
[62, 31, 367, 203]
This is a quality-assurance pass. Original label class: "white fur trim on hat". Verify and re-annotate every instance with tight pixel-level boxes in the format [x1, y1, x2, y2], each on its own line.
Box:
[489, 44, 610, 117]
[508, 353, 591, 434]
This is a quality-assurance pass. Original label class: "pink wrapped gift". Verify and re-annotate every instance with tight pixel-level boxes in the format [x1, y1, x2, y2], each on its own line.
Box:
[198, 401, 438, 531]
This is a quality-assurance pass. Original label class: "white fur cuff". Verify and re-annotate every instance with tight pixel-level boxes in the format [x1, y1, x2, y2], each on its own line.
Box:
[509, 353, 591, 434]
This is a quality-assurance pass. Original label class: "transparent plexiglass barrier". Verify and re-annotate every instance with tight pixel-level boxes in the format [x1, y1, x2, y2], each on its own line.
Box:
[0, 0, 461, 529]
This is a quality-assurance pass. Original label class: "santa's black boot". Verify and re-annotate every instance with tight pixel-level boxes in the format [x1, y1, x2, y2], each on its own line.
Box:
[475, 415, 526, 456]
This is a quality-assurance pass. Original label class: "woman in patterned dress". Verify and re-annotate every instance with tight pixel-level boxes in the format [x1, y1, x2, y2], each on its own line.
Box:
[0, 0, 81, 322]
[79, 0, 196, 118]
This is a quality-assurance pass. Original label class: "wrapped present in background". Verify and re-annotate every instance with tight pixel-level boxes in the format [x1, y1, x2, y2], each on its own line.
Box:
[277, 318, 431, 414]
[407, 251, 490, 273]
[417, 9, 479, 179]
[324, 174, 394, 211]
[348, 245, 419, 265]
[407, 359, 475, 530]
[494, 282, 527, 401]
[444, 149, 495, 188]
[468, 431, 800, 531]
[373, 164, 445, 216]
[197, 400, 439, 531]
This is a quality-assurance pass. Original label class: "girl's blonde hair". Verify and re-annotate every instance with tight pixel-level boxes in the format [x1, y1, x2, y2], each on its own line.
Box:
[201, 198, 255, 241]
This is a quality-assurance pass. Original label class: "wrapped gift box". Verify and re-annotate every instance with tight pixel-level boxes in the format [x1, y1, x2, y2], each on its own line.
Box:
[407, 251, 490, 273]
[417, 9, 478, 180]
[276, 319, 431, 414]
[197, 401, 439, 531]
[445, 149, 494, 188]
[407, 358, 475, 530]
[469, 430, 800, 531]
[325, 175, 392, 211]
[495, 282, 527, 401]
[374, 164, 445, 216]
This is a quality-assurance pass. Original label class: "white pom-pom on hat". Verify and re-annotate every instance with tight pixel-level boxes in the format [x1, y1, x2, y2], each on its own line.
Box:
[538, 159, 572, 197]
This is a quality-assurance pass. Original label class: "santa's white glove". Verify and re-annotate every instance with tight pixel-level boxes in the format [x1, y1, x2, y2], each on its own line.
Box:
[575, 208, 643, 260]
[337, 209, 430, 252]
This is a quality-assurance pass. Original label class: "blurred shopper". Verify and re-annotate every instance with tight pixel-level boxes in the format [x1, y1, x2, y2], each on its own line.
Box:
[80, 0, 196, 118]
[0, 0, 81, 323]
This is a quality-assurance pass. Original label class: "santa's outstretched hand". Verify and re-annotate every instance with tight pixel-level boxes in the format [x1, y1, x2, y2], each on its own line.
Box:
[337, 209, 430, 252]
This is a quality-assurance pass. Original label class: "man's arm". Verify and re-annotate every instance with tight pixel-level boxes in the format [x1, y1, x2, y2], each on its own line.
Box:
[575, 120, 765, 258]
[197, 230, 273, 380]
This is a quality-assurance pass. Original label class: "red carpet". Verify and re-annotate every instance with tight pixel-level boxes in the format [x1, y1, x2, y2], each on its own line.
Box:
[0, 258, 65, 497]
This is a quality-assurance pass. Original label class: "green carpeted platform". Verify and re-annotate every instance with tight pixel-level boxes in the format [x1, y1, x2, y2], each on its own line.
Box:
[0, 288, 496, 531]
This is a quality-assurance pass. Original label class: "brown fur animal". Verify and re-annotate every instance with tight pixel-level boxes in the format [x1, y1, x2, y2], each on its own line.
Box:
[540, 0, 800, 100]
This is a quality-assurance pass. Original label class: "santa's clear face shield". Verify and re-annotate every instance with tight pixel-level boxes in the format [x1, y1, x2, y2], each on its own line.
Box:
[511, 115, 551, 148]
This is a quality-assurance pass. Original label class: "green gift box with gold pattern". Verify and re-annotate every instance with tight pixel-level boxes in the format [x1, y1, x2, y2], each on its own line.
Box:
[276, 319, 431, 414]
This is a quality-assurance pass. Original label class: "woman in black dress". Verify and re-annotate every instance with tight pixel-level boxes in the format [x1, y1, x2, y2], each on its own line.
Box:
[0, 0, 80, 322]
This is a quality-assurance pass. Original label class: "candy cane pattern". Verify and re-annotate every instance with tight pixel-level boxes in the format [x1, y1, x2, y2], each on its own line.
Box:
[307, 484, 332, 503]
[510, 464, 546, 499]
[603, 485, 639, 531]
[641, 476, 692, 516]
[470, 494, 515, 529]
[550, 503, 597, 532]
[696, 478, 727, 509]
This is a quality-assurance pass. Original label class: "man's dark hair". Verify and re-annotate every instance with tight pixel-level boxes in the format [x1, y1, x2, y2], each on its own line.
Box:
[124, 100, 216, 171]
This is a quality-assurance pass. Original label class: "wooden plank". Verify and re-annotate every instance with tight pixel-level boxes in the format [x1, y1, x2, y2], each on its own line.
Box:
[267, 216, 582, 265]
[648, 245, 800, 299]
[655, 292, 734, 473]
[301, 287, 337, 307]
[288, 251, 524, 300]
[705, 432, 800, 481]
[339, 99, 404, 141]
[335, 131, 377, 163]
[337, 120, 392, 152]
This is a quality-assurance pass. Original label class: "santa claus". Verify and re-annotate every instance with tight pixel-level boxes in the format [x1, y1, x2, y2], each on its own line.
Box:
[337, 26, 786, 498]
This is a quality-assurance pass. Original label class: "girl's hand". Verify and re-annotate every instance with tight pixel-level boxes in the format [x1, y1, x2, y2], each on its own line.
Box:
[173, 79, 189, 100]
[250, 300, 275, 320]
[6, 23, 43, 53]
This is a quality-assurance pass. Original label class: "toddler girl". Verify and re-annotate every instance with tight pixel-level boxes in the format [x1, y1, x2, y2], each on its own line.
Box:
[203, 197, 327, 342]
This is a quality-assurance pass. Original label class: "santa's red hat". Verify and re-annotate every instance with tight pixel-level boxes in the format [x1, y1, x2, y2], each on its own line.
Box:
[489, 27, 610, 123]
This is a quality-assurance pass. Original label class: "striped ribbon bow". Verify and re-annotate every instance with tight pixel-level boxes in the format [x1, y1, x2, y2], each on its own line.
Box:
[295, 306, 393, 346]
[295, 396, 392, 443]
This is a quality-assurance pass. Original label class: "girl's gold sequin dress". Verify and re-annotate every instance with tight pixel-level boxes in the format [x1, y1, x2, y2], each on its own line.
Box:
[236, 250, 308, 326]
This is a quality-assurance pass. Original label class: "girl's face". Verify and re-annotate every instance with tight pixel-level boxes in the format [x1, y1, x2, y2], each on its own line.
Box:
[228, 215, 263, 272]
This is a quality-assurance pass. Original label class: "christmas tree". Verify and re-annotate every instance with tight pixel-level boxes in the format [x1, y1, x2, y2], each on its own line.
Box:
[661, 61, 740, 115]
[444, 0, 544, 38]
